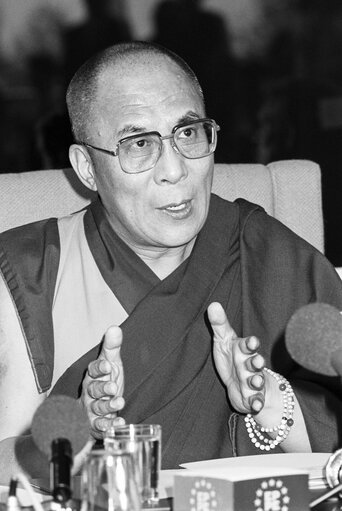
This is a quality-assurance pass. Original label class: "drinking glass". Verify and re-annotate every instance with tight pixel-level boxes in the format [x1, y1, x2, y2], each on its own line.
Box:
[81, 448, 141, 511]
[105, 424, 162, 505]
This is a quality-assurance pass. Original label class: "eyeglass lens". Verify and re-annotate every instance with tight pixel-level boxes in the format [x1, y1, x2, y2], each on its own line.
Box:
[119, 120, 217, 173]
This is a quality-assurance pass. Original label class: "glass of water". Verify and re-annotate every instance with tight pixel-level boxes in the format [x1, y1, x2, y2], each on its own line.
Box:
[81, 448, 141, 511]
[105, 424, 162, 505]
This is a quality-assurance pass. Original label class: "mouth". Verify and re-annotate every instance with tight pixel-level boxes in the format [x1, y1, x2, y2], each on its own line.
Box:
[158, 200, 192, 219]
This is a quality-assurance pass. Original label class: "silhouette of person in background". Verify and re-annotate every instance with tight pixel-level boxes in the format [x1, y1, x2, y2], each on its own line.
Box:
[255, 0, 342, 265]
[0, 0, 86, 173]
[153, 0, 240, 163]
[295, 0, 342, 266]
[34, 111, 74, 169]
[63, 0, 132, 85]
[34, 0, 133, 170]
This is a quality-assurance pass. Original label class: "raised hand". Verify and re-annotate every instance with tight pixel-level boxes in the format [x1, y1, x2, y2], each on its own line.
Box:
[208, 302, 265, 414]
[80, 326, 125, 439]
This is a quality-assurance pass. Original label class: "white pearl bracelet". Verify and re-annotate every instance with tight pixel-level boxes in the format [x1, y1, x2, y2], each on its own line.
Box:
[244, 368, 295, 451]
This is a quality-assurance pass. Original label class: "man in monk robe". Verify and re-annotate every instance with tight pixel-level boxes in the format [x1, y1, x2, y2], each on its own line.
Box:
[0, 42, 342, 481]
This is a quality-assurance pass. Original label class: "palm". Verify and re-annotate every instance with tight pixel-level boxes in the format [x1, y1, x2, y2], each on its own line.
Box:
[212, 329, 253, 413]
[208, 301, 264, 414]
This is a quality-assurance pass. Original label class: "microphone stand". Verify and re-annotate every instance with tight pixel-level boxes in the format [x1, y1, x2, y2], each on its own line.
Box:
[51, 438, 73, 507]
[310, 482, 342, 508]
[310, 449, 342, 508]
[310, 350, 342, 507]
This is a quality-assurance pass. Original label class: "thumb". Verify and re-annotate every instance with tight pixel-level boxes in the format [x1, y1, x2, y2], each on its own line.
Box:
[207, 302, 237, 343]
[100, 325, 124, 396]
[100, 325, 123, 363]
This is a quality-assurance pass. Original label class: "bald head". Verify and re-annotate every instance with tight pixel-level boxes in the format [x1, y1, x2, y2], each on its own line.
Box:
[66, 41, 204, 142]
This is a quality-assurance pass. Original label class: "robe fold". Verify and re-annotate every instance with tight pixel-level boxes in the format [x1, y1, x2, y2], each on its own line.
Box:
[1, 194, 342, 467]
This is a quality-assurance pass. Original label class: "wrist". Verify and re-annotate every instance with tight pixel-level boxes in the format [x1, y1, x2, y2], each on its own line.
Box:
[245, 368, 295, 451]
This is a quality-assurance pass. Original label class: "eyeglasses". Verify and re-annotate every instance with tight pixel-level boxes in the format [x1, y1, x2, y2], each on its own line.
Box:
[78, 118, 220, 174]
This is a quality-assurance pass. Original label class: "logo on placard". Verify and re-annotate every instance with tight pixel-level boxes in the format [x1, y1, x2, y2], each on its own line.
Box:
[189, 478, 218, 511]
[254, 478, 290, 511]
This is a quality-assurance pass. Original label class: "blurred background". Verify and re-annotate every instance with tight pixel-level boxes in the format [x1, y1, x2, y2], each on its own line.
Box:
[0, 0, 341, 265]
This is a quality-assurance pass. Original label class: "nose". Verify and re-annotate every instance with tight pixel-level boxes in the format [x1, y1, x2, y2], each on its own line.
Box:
[153, 138, 188, 185]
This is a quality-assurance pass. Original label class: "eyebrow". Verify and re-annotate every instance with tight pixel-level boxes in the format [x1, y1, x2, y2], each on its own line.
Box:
[117, 124, 146, 140]
[116, 111, 202, 140]
[176, 111, 202, 125]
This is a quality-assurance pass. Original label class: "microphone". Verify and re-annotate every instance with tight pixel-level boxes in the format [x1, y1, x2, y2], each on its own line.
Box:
[285, 302, 342, 377]
[31, 395, 90, 504]
[285, 302, 342, 508]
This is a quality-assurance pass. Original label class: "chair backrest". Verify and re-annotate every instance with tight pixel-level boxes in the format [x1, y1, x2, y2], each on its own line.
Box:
[0, 159, 324, 253]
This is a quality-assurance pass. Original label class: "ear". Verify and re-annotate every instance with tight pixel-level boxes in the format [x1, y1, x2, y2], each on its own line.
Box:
[69, 144, 97, 191]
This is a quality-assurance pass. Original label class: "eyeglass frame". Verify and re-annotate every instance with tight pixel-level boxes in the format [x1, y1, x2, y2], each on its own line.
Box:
[76, 117, 220, 174]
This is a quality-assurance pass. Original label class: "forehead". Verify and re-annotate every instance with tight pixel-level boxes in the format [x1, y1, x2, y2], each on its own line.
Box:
[90, 56, 205, 138]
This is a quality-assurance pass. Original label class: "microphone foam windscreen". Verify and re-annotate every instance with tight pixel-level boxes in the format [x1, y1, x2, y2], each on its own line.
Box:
[285, 302, 342, 376]
[31, 395, 90, 457]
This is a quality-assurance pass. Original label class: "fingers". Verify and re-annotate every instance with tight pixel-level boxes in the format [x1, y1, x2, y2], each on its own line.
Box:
[80, 325, 125, 440]
[87, 358, 112, 379]
[246, 353, 265, 412]
[87, 327, 123, 379]
[249, 392, 265, 413]
[92, 417, 114, 436]
[83, 394, 126, 439]
[87, 379, 119, 400]
[247, 372, 264, 390]
[209, 302, 267, 414]
[91, 395, 125, 416]
[239, 336, 265, 374]
[239, 336, 260, 355]
[92, 414, 126, 436]
[246, 360, 265, 413]
[245, 353, 265, 372]
[208, 302, 237, 342]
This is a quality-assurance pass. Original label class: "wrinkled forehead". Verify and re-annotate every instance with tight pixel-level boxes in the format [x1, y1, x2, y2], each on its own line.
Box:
[94, 55, 202, 112]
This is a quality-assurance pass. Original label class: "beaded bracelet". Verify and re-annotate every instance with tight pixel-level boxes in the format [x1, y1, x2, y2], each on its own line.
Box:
[244, 368, 295, 451]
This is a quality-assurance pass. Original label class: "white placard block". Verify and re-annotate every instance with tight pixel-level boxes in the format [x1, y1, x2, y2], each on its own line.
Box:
[174, 467, 309, 511]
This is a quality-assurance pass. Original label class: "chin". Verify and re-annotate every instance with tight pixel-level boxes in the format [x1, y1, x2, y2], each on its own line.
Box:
[157, 226, 201, 249]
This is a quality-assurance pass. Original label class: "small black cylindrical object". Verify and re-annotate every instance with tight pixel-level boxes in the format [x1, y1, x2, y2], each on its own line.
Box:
[51, 438, 73, 504]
